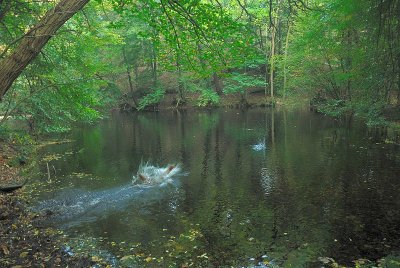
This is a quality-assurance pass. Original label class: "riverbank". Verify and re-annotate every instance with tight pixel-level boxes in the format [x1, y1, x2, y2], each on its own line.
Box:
[120, 91, 292, 111]
[0, 193, 96, 267]
[0, 141, 105, 267]
[122, 91, 400, 127]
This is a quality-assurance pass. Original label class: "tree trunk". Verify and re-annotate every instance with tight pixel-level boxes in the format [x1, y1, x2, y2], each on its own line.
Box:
[0, 0, 89, 100]
[283, 23, 291, 99]
[151, 38, 158, 87]
[269, 0, 281, 100]
[270, 20, 276, 98]
[122, 48, 139, 108]
[259, 26, 264, 50]
[212, 72, 223, 96]
[264, 24, 269, 102]
[176, 53, 185, 102]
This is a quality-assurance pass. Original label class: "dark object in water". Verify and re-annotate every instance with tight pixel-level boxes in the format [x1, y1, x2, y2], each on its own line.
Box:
[0, 182, 25, 193]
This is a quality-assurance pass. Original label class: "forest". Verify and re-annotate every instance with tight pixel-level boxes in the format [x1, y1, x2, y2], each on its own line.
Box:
[0, 0, 399, 133]
[1, 0, 400, 267]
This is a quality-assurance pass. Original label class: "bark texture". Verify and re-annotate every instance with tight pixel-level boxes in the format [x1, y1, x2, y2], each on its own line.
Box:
[0, 0, 90, 100]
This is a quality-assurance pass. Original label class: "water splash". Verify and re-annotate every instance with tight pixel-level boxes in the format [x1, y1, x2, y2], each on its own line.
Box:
[251, 139, 266, 152]
[34, 163, 188, 226]
[132, 162, 187, 186]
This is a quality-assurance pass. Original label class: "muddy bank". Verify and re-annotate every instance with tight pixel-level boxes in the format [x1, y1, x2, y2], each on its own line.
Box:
[0, 141, 105, 267]
[0, 192, 97, 267]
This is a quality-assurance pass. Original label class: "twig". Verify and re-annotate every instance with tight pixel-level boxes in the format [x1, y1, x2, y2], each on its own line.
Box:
[52, 165, 56, 177]
[46, 162, 51, 182]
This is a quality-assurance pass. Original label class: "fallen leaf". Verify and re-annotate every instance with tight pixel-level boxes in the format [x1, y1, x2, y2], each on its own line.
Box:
[1, 245, 10, 255]
[120, 255, 135, 261]
[19, 252, 28, 258]
[92, 256, 102, 262]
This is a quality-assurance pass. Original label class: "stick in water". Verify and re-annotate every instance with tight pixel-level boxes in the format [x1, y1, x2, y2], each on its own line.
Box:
[46, 162, 51, 182]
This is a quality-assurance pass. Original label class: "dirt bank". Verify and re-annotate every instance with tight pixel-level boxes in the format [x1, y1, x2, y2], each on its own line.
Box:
[0, 141, 99, 267]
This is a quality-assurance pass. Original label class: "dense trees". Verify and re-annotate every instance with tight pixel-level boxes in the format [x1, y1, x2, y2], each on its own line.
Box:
[0, 0, 89, 99]
[287, 0, 400, 124]
[0, 0, 399, 132]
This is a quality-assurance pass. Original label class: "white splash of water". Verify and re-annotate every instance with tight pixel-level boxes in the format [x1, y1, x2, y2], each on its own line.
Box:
[132, 162, 187, 186]
[251, 138, 266, 151]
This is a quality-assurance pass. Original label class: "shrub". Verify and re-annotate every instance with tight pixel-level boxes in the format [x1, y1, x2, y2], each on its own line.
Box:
[138, 86, 166, 110]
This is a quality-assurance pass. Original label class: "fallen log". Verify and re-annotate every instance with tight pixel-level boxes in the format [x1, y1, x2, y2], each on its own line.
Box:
[0, 182, 26, 193]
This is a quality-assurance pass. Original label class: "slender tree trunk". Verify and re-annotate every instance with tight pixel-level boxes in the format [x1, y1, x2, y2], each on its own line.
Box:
[259, 26, 264, 50]
[270, 20, 277, 98]
[212, 72, 223, 96]
[269, 0, 281, 100]
[126, 68, 138, 107]
[176, 53, 185, 102]
[283, 23, 291, 99]
[126, 68, 134, 94]
[277, 16, 282, 54]
[152, 43, 157, 87]
[0, 0, 90, 100]
[264, 24, 269, 102]
[122, 48, 139, 108]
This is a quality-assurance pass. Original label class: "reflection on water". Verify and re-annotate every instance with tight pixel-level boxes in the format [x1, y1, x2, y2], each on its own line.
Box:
[31, 108, 400, 266]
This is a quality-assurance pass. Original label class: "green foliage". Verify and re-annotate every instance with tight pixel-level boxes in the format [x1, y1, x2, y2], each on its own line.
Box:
[6, 130, 35, 166]
[0, 122, 33, 154]
[281, 0, 400, 124]
[318, 99, 350, 117]
[117, 0, 258, 79]
[1, 1, 121, 133]
[138, 86, 166, 110]
[197, 88, 220, 107]
[1, 0, 399, 134]
[223, 72, 265, 95]
[0, 125, 9, 141]
[377, 254, 400, 268]
[353, 100, 387, 127]
[182, 78, 220, 107]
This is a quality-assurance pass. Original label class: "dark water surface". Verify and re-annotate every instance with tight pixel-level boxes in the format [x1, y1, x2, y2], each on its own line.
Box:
[31, 108, 400, 267]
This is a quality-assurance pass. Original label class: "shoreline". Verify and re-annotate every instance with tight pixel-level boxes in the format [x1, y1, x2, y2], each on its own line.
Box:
[0, 141, 104, 267]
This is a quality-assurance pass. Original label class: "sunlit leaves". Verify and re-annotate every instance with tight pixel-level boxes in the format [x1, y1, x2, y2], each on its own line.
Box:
[197, 88, 220, 107]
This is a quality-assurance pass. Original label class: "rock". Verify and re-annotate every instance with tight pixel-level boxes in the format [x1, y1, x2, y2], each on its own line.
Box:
[0, 212, 9, 220]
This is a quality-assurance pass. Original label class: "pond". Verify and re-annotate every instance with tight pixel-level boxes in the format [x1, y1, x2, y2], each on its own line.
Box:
[29, 108, 400, 267]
